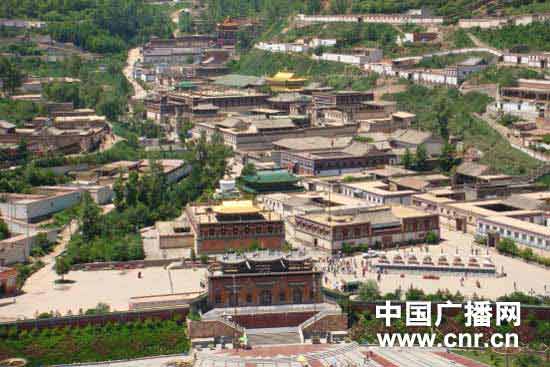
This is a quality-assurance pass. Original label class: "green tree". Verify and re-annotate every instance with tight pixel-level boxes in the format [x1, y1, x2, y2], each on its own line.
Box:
[125, 171, 139, 207]
[414, 144, 428, 171]
[16, 139, 29, 163]
[439, 143, 456, 172]
[79, 192, 101, 242]
[55, 256, 70, 282]
[0, 57, 23, 94]
[358, 280, 381, 302]
[0, 217, 9, 240]
[113, 174, 125, 211]
[402, 147, 413, 169]
[240, 163, 257, 177]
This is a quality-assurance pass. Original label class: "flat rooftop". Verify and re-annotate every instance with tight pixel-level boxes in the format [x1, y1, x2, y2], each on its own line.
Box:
[446, 199, 541, 218]
[343, 180, 417, 197]
[483, 215, 550, 237]
[187, 201, 282, 224]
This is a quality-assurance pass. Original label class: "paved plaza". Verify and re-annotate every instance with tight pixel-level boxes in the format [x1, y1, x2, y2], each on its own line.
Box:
[1, 227, 548, 321]
[0, 266, 207, 321]
[318, 227, 550, 300]
[196, 343, 487, 367]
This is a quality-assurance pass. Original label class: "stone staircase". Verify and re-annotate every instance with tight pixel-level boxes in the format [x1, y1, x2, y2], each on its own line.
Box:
[246, 327, 302, 346]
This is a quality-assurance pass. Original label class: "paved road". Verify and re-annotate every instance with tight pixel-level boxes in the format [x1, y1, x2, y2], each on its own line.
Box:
[123, 47, 147, 100]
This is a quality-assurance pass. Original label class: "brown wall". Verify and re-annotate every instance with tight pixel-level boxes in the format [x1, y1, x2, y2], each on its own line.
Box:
[233, 312, 316, 328]
[0, 306, 190, 332]
[302, 314, 348, 334]
[198, 235, 283, 254]
[208, 272, 322, 308]
[187, 319, 243, 339]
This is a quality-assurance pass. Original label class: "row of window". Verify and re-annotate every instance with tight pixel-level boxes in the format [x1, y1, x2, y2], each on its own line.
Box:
[478, 222, 549, 247]
[214, 288, 314, 306]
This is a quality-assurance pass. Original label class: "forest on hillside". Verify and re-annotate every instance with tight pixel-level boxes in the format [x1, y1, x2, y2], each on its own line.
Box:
[0, 0, 172, 53]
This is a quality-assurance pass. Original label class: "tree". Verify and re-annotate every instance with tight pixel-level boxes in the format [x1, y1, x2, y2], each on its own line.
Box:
[79, 192, 101, 242]
[425, 231, 439, 244]
[330, 0, 350, 14]
[439, 143, 456, 172]
[125, 171, 139, 207]
[55, 256, 70, 282]
[0, 217, 9, 240]
[240, 163, 257, 177]
[16, 139, 29, 163]
[358, 280, 381, 302]
[0, 57, 23, 94]
[414, 144, 428, 171]
[402, 148, 413, 169]
[113, 174, 125, 211]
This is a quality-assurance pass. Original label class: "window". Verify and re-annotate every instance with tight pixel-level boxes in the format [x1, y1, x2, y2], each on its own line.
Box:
[292, 288, 303, 304]
[279, 291, 286, 303]
[214, 292, 222, 305]
[246, 293, 252, 304]
[260, 290, 272, 306]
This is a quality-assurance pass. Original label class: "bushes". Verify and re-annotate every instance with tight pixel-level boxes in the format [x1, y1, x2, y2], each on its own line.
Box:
[425, 231, 440, 244]
[341, 243, 369, 255]
[231, 50, 377, 91]
[496, 238, 550, 267]
[0, 318, 189, 367]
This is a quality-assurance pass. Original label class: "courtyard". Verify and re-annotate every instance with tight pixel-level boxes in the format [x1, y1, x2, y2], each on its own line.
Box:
[0, 265, 207, 321]
[319, 227, 550, 300]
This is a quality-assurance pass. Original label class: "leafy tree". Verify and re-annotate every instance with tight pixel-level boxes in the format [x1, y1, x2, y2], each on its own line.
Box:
[240, 163, 257, 177]
[439, 143, 456, 172]
[425, 231, 439, 244]
[0, 217, 9, 240]
[358, 280, 381, 302]
[179, 11, 193, 33]
[55, 256, 70, 281]
[0, 57, 23, 94]
[113, 174, 125, 211]
[16, 139, 30, 163]
[125, 171, 139, 207]
[402, 148, 413, 169]
[330, 0, 350, 14]
[414, 144, 428, 171]
[79, 192, 101, 242]
[405, 287, 426, 301]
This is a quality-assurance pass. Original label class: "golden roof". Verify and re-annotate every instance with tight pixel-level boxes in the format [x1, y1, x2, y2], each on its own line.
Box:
[267, 72, 307, 83]
[213, 200, 261, 215]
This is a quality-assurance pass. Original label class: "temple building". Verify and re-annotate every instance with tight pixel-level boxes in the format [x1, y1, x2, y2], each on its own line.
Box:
[238, 169, 303, 194]
[206, 251, 322, 308]
[292, 205, 440, 252]
[185, 200, 284, 254]
[187, 251, 348, 347]
[266, 72, 308, 92]
[217, 18, 240, 46]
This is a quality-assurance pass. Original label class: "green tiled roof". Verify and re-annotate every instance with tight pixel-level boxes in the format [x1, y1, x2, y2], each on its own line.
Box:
[213, 74, 265, 88]
[176, 81, 197, 89]
[240, 169, 301, 184]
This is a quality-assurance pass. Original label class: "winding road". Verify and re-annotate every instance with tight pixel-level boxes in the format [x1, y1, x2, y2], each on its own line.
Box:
[123, 47, 147, 100]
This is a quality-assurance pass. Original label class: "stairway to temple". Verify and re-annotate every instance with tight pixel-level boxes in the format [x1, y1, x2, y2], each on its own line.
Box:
[245, 327, 302, 346]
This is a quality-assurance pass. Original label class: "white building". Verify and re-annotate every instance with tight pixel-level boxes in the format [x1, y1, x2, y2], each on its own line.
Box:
[340, 180, 416, 206]
[477, 216, 550, 252]
[0, 188, 83, 223]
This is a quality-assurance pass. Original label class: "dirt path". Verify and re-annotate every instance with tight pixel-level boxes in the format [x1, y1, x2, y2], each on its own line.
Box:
[467, 32, 491, 49]
[123, 47, 147, 100]
[170, 8, 186, 37]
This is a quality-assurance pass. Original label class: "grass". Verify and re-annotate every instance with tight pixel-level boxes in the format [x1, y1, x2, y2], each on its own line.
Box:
[384, 84, 541, 175]
[231, 49, 377, 91]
